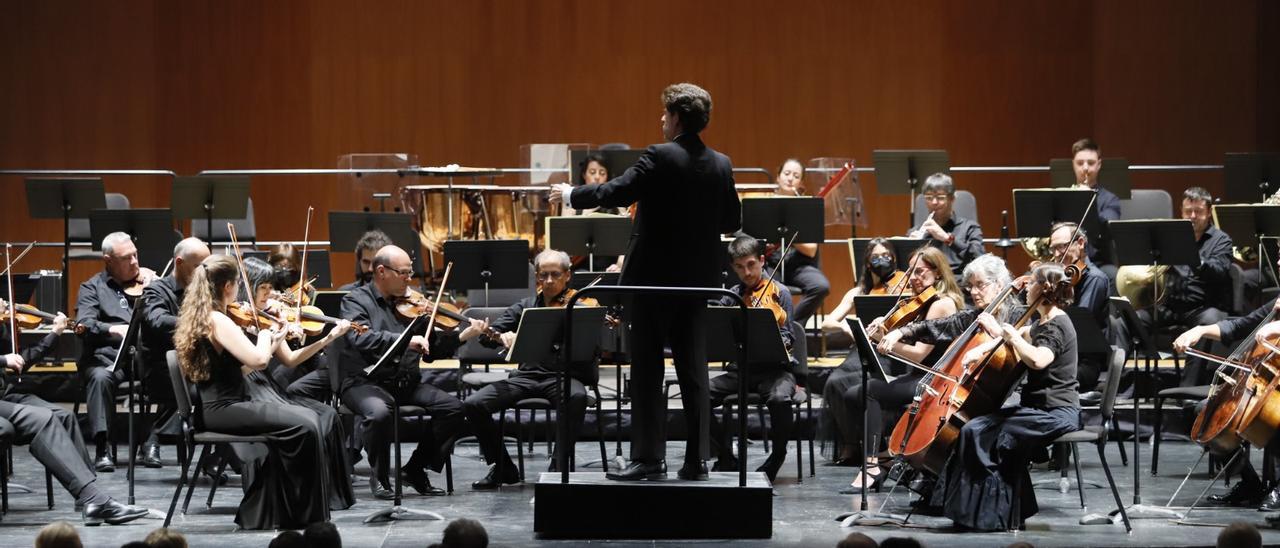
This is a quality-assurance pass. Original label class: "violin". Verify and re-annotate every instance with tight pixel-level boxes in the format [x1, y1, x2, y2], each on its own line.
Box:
[0, 299, 85, 334]
[279, 279, 317, 307]
[879, 286, 939, 334]
[226, 301, 284, 332]
[118, 267, 157, 298]
[868, 271, 909, 296]
[747, 278, 788, 328]
[266, 298, 369, 337]
[395, 288, 471, 330]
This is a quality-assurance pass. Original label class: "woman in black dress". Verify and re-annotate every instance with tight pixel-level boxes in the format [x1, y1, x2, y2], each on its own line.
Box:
[174, 254, 330, 530]
[930, 261, 1081, 531]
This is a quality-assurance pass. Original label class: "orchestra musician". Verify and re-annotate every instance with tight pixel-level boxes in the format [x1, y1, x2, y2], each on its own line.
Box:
[550, 83, 741, 481]
[0, 304, 150, 525]
[173, 254, 332, 530]
[1045, 222, 1111, 394]
[1070, 138, 1122, 278]
[337, 245, 467, 498]
[766, 158, 831, 327]
[706, 236, 805, 481]
[907, 173, 984, 277]
[568, 153, 625, 272]
[842, 246, 963, 492]
[459, 249, 596, 488]
[74, 231, 158, 472]
[339, 229, 393, 291]
[137, 237, 211, 469]
[819, 238, 904, 464]
[267, 242, 316, 306]
[923, 262, 1082, 531]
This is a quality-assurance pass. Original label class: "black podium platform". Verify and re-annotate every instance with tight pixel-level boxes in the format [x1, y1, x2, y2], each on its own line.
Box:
[533, 471, 773, 539]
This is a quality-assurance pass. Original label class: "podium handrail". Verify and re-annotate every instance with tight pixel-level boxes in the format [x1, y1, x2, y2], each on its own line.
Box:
[560, 285, 751, 487]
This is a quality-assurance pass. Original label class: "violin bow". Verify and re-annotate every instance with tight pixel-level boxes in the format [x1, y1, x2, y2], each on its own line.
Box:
[423, 262, 454, 339]
[0, 242, 35, 278]
[295, 206, 314, 327]
[226, 223, 262, 329]
[753, 231, 799, 308]
[5, 244, 18, 360]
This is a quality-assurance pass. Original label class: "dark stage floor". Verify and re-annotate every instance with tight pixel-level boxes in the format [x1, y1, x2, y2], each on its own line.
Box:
[3, 436, 1280, 547]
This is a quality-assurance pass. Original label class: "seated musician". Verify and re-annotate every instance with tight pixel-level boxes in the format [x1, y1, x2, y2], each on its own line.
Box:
[0, 304, 150, 525]
[907, 173, 984, 277]
[706, 236, 804, 481]
[339, 229, 393, 291]
[924, 262, 1082, 531]
[1135, 187, 1233, 387]
[1047, 222, 1111, 393]
[459, 249, 597, 489]
[338, 244, 471, 499]
[842, 246, 963, 491]
[1070, 138, 1122, 278]
[267, 242, 316, 308]
[74, 231, 158, 472]
[766, 158, 830, 326]
[569, 153, 625, 272]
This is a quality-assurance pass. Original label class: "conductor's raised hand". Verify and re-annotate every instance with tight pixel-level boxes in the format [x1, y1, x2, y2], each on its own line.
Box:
[549, 183, 574, 207]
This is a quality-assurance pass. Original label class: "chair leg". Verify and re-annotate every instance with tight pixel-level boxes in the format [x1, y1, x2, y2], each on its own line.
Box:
[793, 405, 803, 481]
[1, 444, 8, 514]
[182, 445, 211, 514]
[545, 408, 553, 454]
[164, 441, 193, 528]
[1151, 397, 1164, 475]
[45, 468, 53, 510]
[515, 409, 526, 482]
[1098, 440, 1133, 533]
[1072, 443, 1086, 509]
[445, 451, 454, 494]
[807, 399, 816, 477]
[205, 457, 229, 508]
[1113, 415, 1128, 466]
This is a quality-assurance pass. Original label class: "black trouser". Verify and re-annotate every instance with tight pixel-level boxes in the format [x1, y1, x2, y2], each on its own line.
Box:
[0, 392, 106, 505]
[708, 369, 796, 461]
[1135, 306, 1229, 386]
[339, 374, 465, 484]
[80, 363, 125, 443]
[782, 262, 831, 327]
[1077, 353, 1105, 393]
[141, 358, 180, 447]
[462, 373, 587, 468]
[845, 374, 919, 458]
[627, 296, 709, 464]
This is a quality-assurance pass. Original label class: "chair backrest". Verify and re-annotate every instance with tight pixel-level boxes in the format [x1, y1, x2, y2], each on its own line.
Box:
[458, 307, 510, 363]
[1100, 346, 1126, 420]
[191, 197, 256, 242]
[165, 350, 194, 420]
[69, 192, 130, 242]
[789, 320, 808, 378]
[1119, 189, 1173, 220]
[913, 190, 977, 227]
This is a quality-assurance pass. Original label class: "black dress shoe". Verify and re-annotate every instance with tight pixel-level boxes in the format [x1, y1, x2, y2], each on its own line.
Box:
[402, 467, 447, 496]
[605, 460, 667, 481]
[369, 476, 395, 500]
[678, 460, 709, 481]
[141, 444, 163, 469]
[94, 454, 115, 473]
[472, 463, 521, 490]
[83, 499, 148, 526]
[1260, 485, 1280, 511]
[1208, 479, 1264, 507]
[755, 452, 786, 481]
[711, 458, 739, 472]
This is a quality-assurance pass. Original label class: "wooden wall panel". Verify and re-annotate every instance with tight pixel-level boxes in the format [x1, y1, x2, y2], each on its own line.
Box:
[0, 1, 1274, 311]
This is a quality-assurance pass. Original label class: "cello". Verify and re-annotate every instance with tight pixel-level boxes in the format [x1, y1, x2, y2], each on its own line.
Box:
[1182, 310, 1280, 454]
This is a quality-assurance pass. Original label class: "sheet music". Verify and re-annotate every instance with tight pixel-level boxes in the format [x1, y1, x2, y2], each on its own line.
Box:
[364, 314, 425, 376]
[846, 316, 897, 383]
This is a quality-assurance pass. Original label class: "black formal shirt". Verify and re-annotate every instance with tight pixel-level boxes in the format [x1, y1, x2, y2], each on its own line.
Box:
[140, 274, 183, 374]
[1089, 185, 1122, 265]
[1075, 259, 1111, 332]
[907, 215, 984, 276]
[1216, 297, 1279, 345]
[75, 271, 136, 369]
[338, 284, 458, 384]
[1164, 225, 1233, 314]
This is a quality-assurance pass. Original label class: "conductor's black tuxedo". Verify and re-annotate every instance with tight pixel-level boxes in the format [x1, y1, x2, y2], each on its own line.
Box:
[570, 133, 740, 464]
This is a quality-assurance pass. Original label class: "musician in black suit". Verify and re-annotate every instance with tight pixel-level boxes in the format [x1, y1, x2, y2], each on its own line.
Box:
[550, 83, 741, 481]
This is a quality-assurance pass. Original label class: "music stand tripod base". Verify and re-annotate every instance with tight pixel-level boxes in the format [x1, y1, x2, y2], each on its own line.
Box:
[363, 506, 444, 523]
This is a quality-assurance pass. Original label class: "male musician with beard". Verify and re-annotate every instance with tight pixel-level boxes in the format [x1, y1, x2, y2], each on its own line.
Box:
[1046, 222, 1111, 395]
[339, 229, 393, 291]
[550, 83, 741, 481]
[459, 249, 596, 489]
[906, 174, 984, 277]
[75, 231, 158, 472]
[706, 236, 801, 481]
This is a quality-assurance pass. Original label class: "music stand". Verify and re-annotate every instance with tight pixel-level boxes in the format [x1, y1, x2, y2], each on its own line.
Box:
[1048, 157, 1132, 199]
[1111, 218, 1198, 517]
[170, 176, 250, 240]
[328, 211, 424, 277]
[1223, 153, 1280, 204]
[546, 215, 631, 272]
[25, 177, 106, 310]
[1213, 205, 1280, 288]
[442, 240, 530, 307]
[703, 307, 789, 365]
[872, 150, 950, 230]
[848, 238, 927, 281]
[88, 209, 180, 272]
[741, 197, 825, 283]
[851, 296, 900, 329]
[1013, 188, 1103, 239]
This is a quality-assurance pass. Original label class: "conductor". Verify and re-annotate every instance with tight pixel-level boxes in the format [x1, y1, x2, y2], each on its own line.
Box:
[550, 83, 741, 480]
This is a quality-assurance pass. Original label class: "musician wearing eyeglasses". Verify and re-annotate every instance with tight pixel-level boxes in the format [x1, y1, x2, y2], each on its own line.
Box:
[1046, 222, 1111, 395]
[906, 174, 984, 277]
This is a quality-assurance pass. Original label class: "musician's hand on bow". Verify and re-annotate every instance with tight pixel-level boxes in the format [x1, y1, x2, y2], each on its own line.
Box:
[409, 334, 430, 354]
[1173, 326, 1208, 354]
[975, 313, 1001, 338]
[50, 313, 68, 335]
[867, 317, 887, 342]
[459, 318, 489, 341]
[549, 183, 574, 207]
[108, 324, 129, 339]
[2, 354, 23, 372]
[1256, 321, 1280, 347]
[499, 331, 517, 349]
[878, 329, 903, 355]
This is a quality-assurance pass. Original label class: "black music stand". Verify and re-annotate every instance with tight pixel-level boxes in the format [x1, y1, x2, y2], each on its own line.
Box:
[1213, 204, 1280, 290]
[1223, 153, 1280, 204]
[88, 209, 180, 272]
[328, 211, 424, 278]
[1012, 188, 1103, 240]
[170, 176, 250, 240]
[569, 149, 644, 187]
[741, 197, 825, 283]
[443, 240, 529, 307]
[362, 314, 443, 523]
[1108, 220, 1199, 521]
[872, 150, 950, 231]
[547, 215, 631, 272]
[848, 238, 926, 281]
[703, 307, 789, 365]
[25, 177, 106, 310]
[836, 317, 909, 527]
[1048, 157, 1133, 199]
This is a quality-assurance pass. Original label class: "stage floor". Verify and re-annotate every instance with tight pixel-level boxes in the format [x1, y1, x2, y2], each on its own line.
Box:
[1, 438, 1277, 547]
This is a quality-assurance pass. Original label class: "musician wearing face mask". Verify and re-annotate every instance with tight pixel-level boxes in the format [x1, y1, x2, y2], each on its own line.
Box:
[707, 236, 803, 481]
[74, 231, 158, 472]
[907, 174, 984, 277]
[339, 229, 393, 291]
